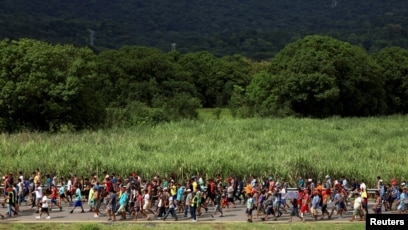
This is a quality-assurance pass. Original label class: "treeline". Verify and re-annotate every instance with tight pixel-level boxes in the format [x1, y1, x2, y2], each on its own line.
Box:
[0, 35, 407, 132]
[1, 0, 408, 60]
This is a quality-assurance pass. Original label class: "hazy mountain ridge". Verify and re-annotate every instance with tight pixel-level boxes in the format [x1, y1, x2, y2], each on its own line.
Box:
[0, 0, 407, 59]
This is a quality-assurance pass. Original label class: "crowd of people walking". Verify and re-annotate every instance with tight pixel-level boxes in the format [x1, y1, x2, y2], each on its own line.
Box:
[1, 170, 407, 222]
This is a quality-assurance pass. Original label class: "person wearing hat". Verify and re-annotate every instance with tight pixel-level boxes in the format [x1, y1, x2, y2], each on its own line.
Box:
[184, 189, 192, 218]
[311, 191, 320, 220]
[389, 182, 399, 211]
[300, 189, 309, 219]
[6, 187, 18, 217]
[163, 195, 178, 221]
[396, 187, 406, 214]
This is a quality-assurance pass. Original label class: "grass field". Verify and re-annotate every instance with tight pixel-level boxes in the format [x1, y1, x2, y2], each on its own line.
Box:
[0, 114, 407, 187]
[0, 223, 365, 230]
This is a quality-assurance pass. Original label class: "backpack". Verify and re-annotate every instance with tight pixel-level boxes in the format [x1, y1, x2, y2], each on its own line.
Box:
[391, 187, 398, 198]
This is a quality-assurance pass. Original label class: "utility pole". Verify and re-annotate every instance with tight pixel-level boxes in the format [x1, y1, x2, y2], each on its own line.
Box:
[88, 29, 95, 47]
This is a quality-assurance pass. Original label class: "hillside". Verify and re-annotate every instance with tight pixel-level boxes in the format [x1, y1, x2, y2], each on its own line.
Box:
[0, 0, 407, 59]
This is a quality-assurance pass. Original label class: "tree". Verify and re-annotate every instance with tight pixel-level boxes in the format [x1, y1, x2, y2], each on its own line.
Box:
[177, 51, 221, 107]
[96, 46, 197, 108]
[247, 35, 387, 117]
[0, 39, 105, 132]
[374, 47, 408, 114]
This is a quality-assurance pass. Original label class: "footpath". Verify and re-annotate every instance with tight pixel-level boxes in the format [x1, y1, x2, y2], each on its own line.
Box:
[0, 199, 379, 224]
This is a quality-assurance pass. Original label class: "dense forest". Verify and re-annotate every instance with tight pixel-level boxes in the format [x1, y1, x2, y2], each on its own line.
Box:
[0, 35, 407, 132]
[0, 1, 408, 133]
[1, 0, 408, 59]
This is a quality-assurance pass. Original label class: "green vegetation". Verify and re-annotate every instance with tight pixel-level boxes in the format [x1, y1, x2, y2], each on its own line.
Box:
[247, 35, 386, 117]
[1, 115, 407, 187]
[1, 0, 407, 60]
[1, 36, 408, 132]
[0, 39, 105, 132]
[0, 222, 365, 230]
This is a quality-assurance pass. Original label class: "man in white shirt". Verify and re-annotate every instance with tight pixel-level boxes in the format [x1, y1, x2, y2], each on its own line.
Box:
[227, 183, 236, 208]
[17, 178, 25, 208]
[141, 190, 156, 220]
[35, 190, 50, 220]
[33, 183, 43, 213]
[359, 180, 366, 192]
[66, 177, 73, 204]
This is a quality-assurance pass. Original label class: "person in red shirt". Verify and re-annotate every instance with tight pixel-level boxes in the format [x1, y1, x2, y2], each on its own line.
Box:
[209, 179, 216, 205]
[50, 184, 62, 211]
[300, 190, 309, 217]
[105, 177, 112, 195]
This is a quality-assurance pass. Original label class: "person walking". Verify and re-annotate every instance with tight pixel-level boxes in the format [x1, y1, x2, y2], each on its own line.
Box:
[92, 187, 101, 218]
[210, 190, 224, 218]
[163, 195, 178, 221]
[190, 191, 198, 222]
[246, 193, 254, 223]
[288, 198, 303, 222]
[69, 184, 85, 214]
[7, 187, 18, 217]
[107, 188, 117, 222]
[115, 187, 128, 220]
[35, 190, 50, 220]
[350, 193, 363, 221]
[184, 189, 192, 218]
[49, 184, 62, 211]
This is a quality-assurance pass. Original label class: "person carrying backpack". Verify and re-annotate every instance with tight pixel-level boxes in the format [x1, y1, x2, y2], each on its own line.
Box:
[390, 184, 399, 210]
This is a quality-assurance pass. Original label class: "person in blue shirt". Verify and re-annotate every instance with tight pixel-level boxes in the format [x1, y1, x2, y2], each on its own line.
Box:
[115, 187, 128, 220]
[176, 186, 184, 213]
[107, 188, 117, 222]
[311, 191, 321, 220]
[69, 185, 85, 214]
[297, 176, 305, 189]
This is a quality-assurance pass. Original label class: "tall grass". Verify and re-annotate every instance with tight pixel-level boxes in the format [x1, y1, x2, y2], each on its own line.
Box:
[0, 116, 407, 187]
